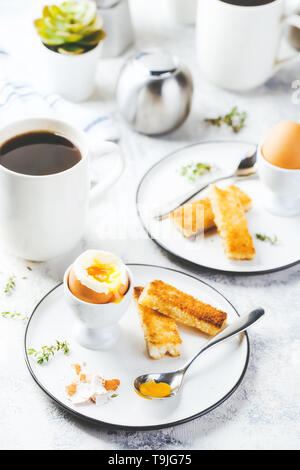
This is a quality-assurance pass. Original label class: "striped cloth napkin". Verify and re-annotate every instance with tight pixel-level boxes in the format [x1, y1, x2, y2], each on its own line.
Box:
[0, 50, 119, 141]
[0, 49, 120, 181]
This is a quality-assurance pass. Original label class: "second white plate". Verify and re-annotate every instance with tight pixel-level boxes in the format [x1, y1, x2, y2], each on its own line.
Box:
[136, 141, 300, 274]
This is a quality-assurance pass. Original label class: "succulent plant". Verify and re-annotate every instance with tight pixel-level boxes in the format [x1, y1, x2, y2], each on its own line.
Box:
[34, 1, 106, 55]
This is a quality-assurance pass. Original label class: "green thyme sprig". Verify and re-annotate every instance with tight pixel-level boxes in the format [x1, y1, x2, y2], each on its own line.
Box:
[180, 162, 211, 183]
[256, 233, 278, 245]
[1, 311, 28, 321]
[205, 106, 247, 133]
[28, 340, 70, 365]
[4, 276, 16, 295]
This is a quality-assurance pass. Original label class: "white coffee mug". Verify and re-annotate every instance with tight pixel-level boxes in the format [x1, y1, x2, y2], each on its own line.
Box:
[0, 118, 124, 261]
[196, 0, 300, 91]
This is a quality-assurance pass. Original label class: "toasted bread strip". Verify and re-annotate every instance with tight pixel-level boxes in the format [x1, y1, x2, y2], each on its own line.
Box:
[171, 185, 252, 238]
[138, 280, 227, 336]
[134, 286, 182, 359]
[209, 185, 255, 260]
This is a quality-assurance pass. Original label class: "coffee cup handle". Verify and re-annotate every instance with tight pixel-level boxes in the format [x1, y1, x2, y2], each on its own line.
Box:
[274, 14, 300, 72]
[89, 141, 124, 203]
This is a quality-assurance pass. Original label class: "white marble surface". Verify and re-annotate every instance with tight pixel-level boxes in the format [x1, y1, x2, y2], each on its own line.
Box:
[1, 0, 300, 450]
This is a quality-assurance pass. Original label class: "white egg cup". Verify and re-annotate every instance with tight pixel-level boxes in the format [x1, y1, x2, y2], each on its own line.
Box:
[63, 265, 133, 351]
[257, 145, 300, 217]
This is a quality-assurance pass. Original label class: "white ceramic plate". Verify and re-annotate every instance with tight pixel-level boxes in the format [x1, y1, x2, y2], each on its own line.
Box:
[136, 141, 300, 274]
[24, 264, 249, 430]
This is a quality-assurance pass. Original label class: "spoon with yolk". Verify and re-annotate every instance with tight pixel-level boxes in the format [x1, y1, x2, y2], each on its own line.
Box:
[134, 307, 265, 399]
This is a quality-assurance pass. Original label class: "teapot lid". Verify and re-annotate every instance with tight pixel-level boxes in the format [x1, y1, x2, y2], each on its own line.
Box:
[134, 51, 178, 76]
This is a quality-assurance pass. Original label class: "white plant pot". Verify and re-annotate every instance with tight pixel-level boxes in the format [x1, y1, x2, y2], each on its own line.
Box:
[38, 41, 103, 102]
[165, 0, 197, 25]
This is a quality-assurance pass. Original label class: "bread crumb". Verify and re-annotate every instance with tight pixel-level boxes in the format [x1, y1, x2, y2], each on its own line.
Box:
[104, 379, 120, 391]
[66, 383, 77, 397]
[73, 363, 81, 375]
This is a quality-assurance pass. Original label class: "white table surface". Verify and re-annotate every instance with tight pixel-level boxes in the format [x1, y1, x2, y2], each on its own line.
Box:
[0, 0, 300, 450]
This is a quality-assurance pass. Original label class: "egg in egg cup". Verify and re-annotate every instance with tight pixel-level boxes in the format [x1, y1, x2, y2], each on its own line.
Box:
[63, 250, 133, 350]
[258, 142, 300, 217]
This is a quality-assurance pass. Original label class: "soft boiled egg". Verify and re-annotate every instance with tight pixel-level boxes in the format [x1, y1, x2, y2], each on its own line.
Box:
[68, 250, 129, 304]
[262, 121, 300, 169]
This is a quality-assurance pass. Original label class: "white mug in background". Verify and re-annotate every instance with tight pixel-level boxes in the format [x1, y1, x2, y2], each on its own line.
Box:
[165, 0, 198, 25]
[196, 0, 300, 91]
[0, 118, 124, 261]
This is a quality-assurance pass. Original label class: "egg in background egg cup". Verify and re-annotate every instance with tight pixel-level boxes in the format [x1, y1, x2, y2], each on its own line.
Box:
[258, 144, 300, 217]
[63, 265, 133, 351]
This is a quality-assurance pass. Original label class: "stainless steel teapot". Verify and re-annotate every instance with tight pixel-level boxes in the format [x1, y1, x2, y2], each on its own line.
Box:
[116, 50, 193, 135]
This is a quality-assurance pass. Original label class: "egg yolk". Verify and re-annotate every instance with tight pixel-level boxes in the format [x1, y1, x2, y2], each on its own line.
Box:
[86, 261, 121, 284]
[139, 380, 171, 399]
[85, 261, 125, 303]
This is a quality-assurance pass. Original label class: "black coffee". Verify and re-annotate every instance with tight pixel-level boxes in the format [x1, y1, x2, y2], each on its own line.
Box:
[220, 0, 275, 5]
[0, 131, 81, 176]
